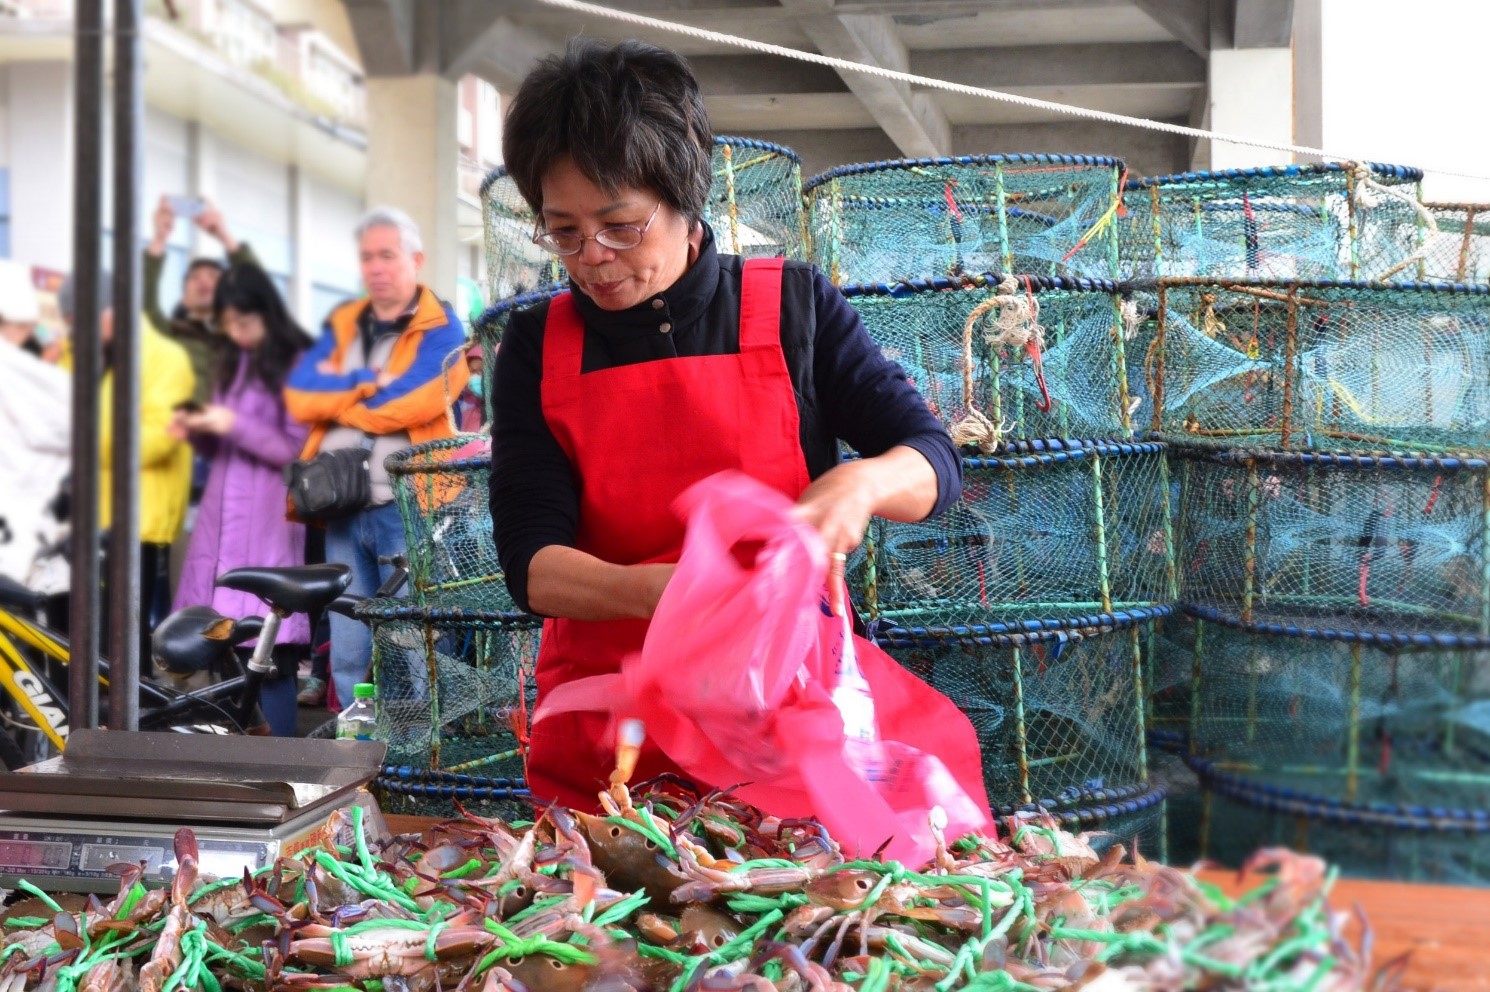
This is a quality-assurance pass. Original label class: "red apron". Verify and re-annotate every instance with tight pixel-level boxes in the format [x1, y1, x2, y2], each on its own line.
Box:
[529, 258, 811, 811]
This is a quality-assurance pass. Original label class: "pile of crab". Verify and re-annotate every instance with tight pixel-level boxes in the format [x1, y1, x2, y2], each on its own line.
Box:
[0, 779, 1402, 992]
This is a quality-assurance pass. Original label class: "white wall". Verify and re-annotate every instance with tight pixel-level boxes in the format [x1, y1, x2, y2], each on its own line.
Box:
[215, 135, 293, 292]
[1208, 48, 1292, 170]
[305, 174, 363, 326]
[6, 61, 73, 273]
[1317, 0, 1490, 201]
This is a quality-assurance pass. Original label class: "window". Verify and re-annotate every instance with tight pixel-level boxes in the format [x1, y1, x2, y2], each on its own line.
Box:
[214, 0, 275, 68]
[305, 41, 364, 121]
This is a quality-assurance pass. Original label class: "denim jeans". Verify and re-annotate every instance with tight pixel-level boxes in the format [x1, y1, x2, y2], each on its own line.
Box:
[323, 501, 407, 708]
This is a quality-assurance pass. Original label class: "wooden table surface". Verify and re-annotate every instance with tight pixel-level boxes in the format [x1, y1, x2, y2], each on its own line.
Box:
[386, 814, 1489, 991]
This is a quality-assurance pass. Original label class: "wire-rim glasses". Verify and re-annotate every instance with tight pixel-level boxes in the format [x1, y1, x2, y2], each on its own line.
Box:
[532, 200, 663, 256]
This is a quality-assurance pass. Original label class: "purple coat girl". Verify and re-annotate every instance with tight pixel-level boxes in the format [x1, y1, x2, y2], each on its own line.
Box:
[172, 350, 310, 645]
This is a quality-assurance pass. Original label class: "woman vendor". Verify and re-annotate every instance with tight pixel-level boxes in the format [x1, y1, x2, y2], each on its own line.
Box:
[491, 38, 963, 811]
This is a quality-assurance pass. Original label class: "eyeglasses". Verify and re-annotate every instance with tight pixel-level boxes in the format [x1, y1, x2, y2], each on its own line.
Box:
[531, 201, 663, 256]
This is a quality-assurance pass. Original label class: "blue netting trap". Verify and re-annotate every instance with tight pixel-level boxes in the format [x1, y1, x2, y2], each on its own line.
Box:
[358, 599, 539, 817]
[840, 273, 1138, 446]
[1185, 613, 1490, 813]
[1173, 447, 1490, 645]
[473, 284, 566, 425]
[1146, 280, 1490, 455]
[706, 137, 806, 260]
[1196, 762, 1490, 886]
[1420, 202, 1490, 284]
[876, 611, 1166, 811]
[1119, 162, 1425, 281]
[852, 442, 1176, 631]
[388, 435, 516, 612]
[479, 167, 568, 301]
[805, 155, 1125, 285]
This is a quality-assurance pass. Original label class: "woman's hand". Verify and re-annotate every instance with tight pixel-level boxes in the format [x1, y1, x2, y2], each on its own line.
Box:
[792, 460, 879, 558]
[181, 404, 236, 436]
[793, 445, 940, 557]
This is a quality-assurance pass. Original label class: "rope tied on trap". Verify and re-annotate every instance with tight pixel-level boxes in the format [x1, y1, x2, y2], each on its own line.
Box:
[950, 274, 1050, 452]
[1347, 161, 1440, 279]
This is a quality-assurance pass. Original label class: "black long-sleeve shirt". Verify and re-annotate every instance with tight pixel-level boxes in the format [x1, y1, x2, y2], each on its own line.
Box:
[491, 227, 961, 615]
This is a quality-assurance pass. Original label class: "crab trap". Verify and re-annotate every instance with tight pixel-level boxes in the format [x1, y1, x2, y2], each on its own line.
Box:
[1184, 611, 1490, 813]
[388, 434, 519, 613]
[1418, 202, 1490, 284]
[357, 599, 539, 820]
[481, 136, 804, 301]
[1195, 761, 1490, 886]
[705, 137, 806, 260]
[875, 609, 1168, 814]
[1173, 447, 1490, 645]
[473, 284, 565, 424]
[840, 274, 1137, 445]
[805, 155, 1125, 285]
[1118, 163, 1425, 282]
[480, 167, 568, 301]
[1146, 280, 1490, 455]
[851, 441, 1176, 631]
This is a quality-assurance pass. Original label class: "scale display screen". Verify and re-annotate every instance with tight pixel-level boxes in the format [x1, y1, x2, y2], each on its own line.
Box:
[0, 839, 73, 870]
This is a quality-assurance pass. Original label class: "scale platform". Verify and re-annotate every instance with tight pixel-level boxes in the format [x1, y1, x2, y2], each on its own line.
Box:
[0, 730, 389, 893]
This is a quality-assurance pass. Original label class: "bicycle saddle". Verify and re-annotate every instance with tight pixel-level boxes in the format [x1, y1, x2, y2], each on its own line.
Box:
[216, 564, 352, 615]
[152, 606, 264, 675]
[0, 575, 44, 612]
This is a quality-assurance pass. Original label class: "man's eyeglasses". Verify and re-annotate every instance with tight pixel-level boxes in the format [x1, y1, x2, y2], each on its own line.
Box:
[532, 201, 663, 256]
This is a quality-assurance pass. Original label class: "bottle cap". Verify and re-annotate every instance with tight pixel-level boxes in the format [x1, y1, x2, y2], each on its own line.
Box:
[353, 683, 376, 699]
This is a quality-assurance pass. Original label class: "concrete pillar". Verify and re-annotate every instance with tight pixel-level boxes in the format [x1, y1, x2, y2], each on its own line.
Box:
[365, 74, 458, 300]
[1206, 48, 1293, 169]
[289, 165, 313, 323]
[186, 121, 219, 257]
[8, 61, 74, 272]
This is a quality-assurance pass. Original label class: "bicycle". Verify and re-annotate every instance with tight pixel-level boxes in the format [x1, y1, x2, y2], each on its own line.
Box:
[0, 562, 352, 770]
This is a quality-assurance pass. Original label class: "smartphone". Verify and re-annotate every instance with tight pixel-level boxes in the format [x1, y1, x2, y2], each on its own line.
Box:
[166, 195, 205, 219]
[175, 400, 204, 414]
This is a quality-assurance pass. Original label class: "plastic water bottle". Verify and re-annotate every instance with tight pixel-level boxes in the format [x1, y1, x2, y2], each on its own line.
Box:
[336, 683, 378, 741]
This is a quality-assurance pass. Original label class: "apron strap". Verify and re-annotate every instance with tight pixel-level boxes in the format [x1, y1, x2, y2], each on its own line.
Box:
[739, 257, 786, 351]
[541, 291, 583, 380]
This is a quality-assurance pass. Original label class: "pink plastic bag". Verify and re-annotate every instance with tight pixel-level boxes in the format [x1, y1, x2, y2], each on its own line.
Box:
[540, 471, 993, 863]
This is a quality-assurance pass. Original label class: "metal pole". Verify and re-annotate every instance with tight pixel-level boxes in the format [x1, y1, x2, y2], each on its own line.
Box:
[109, 0, 144, 731]
[69, 0, 105, 732]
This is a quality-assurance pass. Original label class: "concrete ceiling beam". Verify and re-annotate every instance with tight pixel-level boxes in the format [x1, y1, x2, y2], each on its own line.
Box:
[342, 0, 415, 76]
[1233, 0, 1295, 48]
[1132, 0, 1210, 56]
[909, 41, 1205, 88]
[777, 0, 951, 157]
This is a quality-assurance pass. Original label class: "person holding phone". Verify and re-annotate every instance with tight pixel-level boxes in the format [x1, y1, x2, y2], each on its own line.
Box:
[170, 262, 310, 735]
[145, 195, 258, 406]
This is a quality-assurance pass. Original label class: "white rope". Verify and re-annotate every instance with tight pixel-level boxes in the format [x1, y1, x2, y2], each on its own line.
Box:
[1349, 162, 1442, 279]
[531, 0, 1490, 185]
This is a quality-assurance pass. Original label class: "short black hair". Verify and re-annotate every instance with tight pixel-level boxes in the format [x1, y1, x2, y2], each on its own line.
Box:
[502, 37, 713, 224]
[186, 257, 226, 280]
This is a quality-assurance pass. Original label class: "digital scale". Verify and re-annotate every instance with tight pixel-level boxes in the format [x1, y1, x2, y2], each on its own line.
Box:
[0, 730, 389, 893]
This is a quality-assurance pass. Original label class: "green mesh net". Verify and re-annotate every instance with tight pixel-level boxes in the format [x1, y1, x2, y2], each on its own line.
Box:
[480, 168, 568, 301]
[481, 137, 805, 301]
[1198, 779, 1490, 885]
[361, 599, 538, 776]
[853, 444, 1176, 630]
[876, 616, 1158, 809]
[1144, 615, 1195, 742]
[474, 285, 565, 425]
[1146, 280, 1490, 455]
[1119, 163, 1425, 281]
[805, 155, 1124, 286]
[1174, 449, 1490, 643]
[1186, 615, 1490, 813]
[1419, 203, 1490, 283]
[706, 137, 806, 260]
[388, 435, 519, 612]
[841, 275, 1137, 444]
